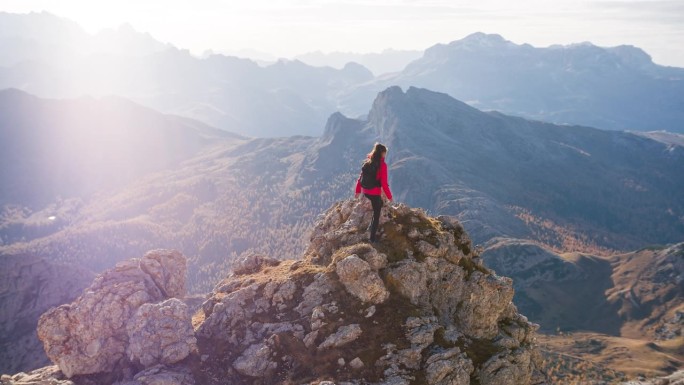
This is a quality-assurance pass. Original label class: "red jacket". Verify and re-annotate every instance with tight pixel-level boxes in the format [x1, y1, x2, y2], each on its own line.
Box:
[355, 159, 393, 200]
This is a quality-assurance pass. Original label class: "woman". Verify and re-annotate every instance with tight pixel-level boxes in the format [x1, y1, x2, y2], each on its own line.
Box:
[355, 143, 393, 243]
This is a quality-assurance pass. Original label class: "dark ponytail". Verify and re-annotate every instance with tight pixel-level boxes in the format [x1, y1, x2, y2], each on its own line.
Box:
[365, 143, 387, 166]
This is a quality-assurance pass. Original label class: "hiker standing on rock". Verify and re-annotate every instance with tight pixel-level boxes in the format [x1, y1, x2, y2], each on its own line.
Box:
[355, 143, 393, 243]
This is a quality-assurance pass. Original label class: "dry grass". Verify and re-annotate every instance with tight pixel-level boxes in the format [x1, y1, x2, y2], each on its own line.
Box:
[512, 206, 619, 256]
[539, 332, 684, 383]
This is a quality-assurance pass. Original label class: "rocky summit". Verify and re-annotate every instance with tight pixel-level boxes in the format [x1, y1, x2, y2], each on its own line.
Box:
[2, 199, 547, 385]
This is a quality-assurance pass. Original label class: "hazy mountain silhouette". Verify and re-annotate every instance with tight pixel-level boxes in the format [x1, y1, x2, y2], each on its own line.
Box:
[5, 13, 683, 137]
[0, 11, 170, 67]
[0, 12, 375, 137]
[295, 48, 423, 75]
[340, 32, 684, 133]
[0, 88, 238, 209]
[0, 49, 372, 137]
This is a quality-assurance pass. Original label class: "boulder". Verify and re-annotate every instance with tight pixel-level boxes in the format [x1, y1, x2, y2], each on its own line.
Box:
[36, 250, 187, 378]
[479, 349, 534, 385]
[232, 343, 277, 377]
[425, 348, 473, 385]
[335, 255, 389, 304]
[231, 255, 280, 276]
[318, 324, 363, 349]
[126, 298, 197, 367]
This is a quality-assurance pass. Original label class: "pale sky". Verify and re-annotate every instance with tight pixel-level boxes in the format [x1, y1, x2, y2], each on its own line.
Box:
[2, 0, 684, 66]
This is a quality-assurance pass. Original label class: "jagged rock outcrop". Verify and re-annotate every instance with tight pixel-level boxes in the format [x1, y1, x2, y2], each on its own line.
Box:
[36, 249, 193, 378]
[195, 198, 547, 384]
[6, 199, 548, 384]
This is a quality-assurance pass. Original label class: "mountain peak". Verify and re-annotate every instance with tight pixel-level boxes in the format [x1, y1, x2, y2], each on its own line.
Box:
[368, 86, 485, 128]
[461, 32, 508, 44]
[421, 32, 520, 60]
[608, 44, 654, 68]
[451, 32, 519, 50]
[321, 111, 359, 141]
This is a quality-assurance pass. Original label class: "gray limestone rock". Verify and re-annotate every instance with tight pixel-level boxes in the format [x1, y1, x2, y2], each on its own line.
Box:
[319, 324, 363, 349]
[126, 298, 197, 367]
[405, 317, 440, 345]
[336, 255, 389, 304]
[196, 282, 264, 345]
[114, 365, 195, 385]
[36, 249, 187, 378]
[386, 261, 428, 306]
[295, 273, 336, 316]
[232, 254, 280, 276]
[424, 348, 473, 385]
[478, 349, 534, 385]
[232, 343, 277, 377]
[349, 357, 364, 369]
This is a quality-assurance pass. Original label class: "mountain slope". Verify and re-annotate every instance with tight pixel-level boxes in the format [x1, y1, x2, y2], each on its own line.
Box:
[482, 239, 683, 339]
[369, 86, 684, 249]
[482, 239, 683, 381]
[0, 89, 239, 210]
[341, 33, 684, 133]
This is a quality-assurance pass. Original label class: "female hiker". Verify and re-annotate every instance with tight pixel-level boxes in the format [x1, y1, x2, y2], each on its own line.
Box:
[355, 143, 393, 243]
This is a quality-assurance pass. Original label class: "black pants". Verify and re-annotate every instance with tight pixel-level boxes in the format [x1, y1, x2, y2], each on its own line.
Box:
[365, 194, 383, 242]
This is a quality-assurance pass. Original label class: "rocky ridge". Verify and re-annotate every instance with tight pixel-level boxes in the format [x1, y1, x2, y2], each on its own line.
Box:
[2, 199, 547, 384]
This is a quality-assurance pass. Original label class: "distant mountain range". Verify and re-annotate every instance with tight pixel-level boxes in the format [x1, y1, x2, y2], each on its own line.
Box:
[294, 49, 423, 75]
[0, 11, 170, 66]
[0, 12, 373, 137]
[340, 32, 684, 133]
[1, 13, 683, 136]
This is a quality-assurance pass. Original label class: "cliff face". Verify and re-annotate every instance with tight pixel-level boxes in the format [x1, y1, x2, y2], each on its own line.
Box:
[2, 200, 547, 385]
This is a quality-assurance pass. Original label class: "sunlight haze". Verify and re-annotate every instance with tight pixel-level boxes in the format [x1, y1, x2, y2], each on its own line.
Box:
[1, 0, 683, 66]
